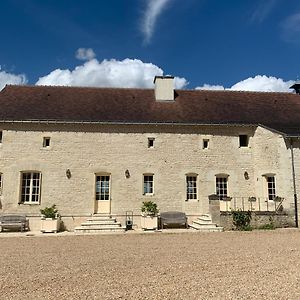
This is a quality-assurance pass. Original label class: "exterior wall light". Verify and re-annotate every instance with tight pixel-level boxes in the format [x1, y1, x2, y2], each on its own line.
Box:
[125, 169, 130, 178]
[244, 171, 249, 180]
[66, 169, 72, 179]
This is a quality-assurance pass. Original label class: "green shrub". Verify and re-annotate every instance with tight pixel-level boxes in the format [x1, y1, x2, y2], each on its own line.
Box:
[40, 204, 59, 219]
[258, 223, 275, 230]
[258, 217, 275, 230]
[232, 209, 252, 231]
[141, 201, 159, 216]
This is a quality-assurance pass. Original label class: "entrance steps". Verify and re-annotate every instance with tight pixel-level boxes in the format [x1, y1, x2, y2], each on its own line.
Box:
[74, 214, 125, 234]
[189, 214, 223, 232]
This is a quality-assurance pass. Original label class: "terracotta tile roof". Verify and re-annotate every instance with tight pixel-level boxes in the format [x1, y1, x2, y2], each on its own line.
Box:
[1, 84, 300, 135]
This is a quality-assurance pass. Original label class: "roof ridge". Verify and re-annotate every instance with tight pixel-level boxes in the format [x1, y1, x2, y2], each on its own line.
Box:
[4, 84, 153, 91]
[3, 84, 295, 95]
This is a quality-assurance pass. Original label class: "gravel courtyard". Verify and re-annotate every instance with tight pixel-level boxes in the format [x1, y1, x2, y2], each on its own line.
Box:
[1, 230, 300, 300]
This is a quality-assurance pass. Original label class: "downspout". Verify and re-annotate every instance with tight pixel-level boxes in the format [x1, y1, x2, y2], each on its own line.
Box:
[290, 138, 298, 228]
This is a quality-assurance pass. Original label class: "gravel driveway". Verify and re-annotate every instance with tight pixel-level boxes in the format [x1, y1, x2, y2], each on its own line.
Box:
[1, 229, 300, 300]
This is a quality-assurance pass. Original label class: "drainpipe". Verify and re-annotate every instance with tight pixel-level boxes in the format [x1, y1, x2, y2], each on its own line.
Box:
[290, 138, 298, 228]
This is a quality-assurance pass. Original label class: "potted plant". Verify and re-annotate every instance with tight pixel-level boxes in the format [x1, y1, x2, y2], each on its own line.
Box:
[141, 201, 159, 230]
[40, 204, 60, 233]
[248, 197, 256, 202]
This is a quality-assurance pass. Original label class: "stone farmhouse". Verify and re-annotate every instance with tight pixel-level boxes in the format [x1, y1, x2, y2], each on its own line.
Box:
[0, 76, 300, 231]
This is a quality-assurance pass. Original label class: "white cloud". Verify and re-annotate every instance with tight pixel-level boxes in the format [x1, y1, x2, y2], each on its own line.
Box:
[196, 75, 294, 93]
[141, 0, 171, 44]
[280, 13, 300, 43]
[251, 0, 278, 23]
[230, 75, 294, 92]
[75, 48, 96, 61]
[36, 58, 187, 89]
[195, 84, 225, 91]
[0, 71, 27, 90]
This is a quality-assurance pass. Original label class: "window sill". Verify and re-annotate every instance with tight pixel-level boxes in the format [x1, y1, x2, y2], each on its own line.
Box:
[143, 193, 154, 197]
[186, 199, 199, 202]
[19, 203, 40, 206]
[40, 147, 52, 150]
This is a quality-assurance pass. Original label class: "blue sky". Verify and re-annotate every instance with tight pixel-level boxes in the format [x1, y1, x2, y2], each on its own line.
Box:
[1, 0, 300, 91]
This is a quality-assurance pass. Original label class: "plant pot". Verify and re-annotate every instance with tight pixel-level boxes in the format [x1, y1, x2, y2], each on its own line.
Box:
[141, 215, 158, 230]
[41, 218, 60, 233]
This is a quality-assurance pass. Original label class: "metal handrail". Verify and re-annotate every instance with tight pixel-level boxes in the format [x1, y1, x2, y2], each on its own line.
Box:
[219, 196, 285, 212]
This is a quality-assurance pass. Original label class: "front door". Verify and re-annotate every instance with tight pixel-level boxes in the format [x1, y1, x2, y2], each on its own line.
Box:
[95, 175, 111, 214]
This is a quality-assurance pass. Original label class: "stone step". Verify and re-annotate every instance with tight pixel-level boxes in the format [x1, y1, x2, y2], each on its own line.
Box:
[87, 217, 116, 221]
[192, 220, 217, 227]
[195, 218, 213, 224]
[75, 214, 125, 234]
[84, 219, 118, 224]
[189, 224, 224, 232]
[74, 228, 126, 234]
[197, 215, 212, 221]
[92, 214, 112, 217]
[74, 225, 125, 232]
[80, 222, 122, 227]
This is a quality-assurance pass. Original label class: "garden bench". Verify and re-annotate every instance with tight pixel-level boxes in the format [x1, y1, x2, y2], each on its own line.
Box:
[159, 211, 188, 229]
[0, 215, 28, 232]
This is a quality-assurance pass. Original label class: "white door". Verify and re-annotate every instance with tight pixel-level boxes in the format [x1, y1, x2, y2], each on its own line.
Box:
[95, 175, 111, 214]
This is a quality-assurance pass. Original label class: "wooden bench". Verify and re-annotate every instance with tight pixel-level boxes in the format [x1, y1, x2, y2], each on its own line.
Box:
[159, 211, 188, 229]
[0, 215, 28, 232]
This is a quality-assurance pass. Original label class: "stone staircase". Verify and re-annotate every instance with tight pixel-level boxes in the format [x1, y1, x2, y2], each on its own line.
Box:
[189, 214, 223, 232]
[74, 214, 125, 234]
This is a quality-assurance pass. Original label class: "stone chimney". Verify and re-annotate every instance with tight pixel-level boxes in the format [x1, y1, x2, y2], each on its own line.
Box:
[154, 76, 174, 101]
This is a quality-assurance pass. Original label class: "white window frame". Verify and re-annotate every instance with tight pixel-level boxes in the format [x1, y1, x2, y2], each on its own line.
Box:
[216, 174, 229, 200]
[95, 175, 111, 201]
[20, 172, 41, 204]
[143, 174, 154, 195]
[265, 175, 276, 201]
[186, 175, 197, 200]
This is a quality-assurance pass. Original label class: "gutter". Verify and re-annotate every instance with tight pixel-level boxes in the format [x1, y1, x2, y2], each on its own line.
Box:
[0, 119, 258, 127]
[290, 138, 299, 228]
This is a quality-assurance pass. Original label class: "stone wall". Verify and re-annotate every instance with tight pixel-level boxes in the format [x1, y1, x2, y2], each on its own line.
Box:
[0, 122, 297, 230]
[220, 211, 295, 231]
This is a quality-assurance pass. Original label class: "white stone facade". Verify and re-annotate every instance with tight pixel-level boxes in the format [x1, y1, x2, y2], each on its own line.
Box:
[0, 122, 297, 230]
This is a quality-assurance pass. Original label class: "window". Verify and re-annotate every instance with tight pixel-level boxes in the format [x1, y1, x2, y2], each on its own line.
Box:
[266, 176, 276, 200]
[20, 172, 41, 204]
[186, 175, 197, 200]
[148, 138, 155, 148]
[216, 176, 228, 200]
[0, 131, 2, 143]
[95, 175, 110, 200]
[239, 135, 249, 147]
[43, 137, 51, 147]
[203, 139, 209, 149]
[0, 173, 2, 195]
[143, 175, 154, 195]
